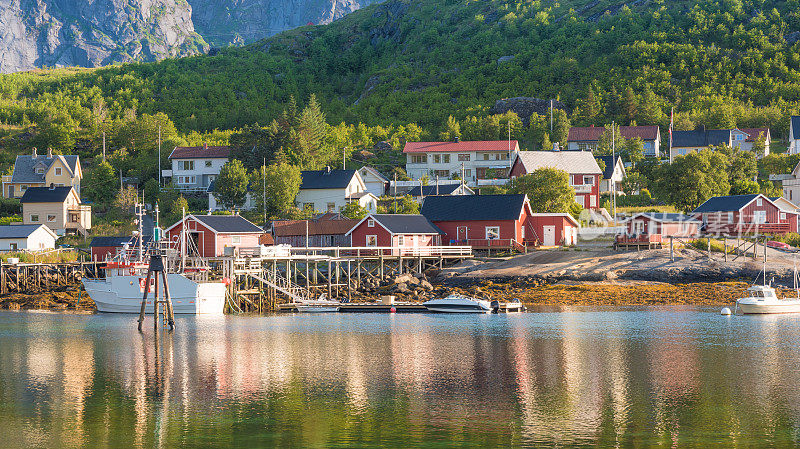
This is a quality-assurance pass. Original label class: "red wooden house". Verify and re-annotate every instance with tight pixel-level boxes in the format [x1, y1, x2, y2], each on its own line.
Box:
[691, 194, 799, 235]
[616, 213, 701, 248]
[529, 213, 580, 246]
[509, 151, 603, 209]
[164, 215, 264, 257]
[346, 214, 442, 253]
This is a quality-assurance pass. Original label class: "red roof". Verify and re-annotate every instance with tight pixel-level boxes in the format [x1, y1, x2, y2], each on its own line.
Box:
[169, 145, 231, 159]
[403, 140, 519, 153]
[272, 218, 359, 237]
[740, 128, 770, 142]
[568, 126, 659, 142]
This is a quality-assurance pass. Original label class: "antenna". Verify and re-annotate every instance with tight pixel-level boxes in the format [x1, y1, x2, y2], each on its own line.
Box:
[102, 131, 106, 162]
[158, 125, 162, 188]
[263, 157, 267, 226]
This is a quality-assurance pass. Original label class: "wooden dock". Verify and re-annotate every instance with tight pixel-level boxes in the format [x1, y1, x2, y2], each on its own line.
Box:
[277, 301, 525, 313]
[0, 261, 103, 295]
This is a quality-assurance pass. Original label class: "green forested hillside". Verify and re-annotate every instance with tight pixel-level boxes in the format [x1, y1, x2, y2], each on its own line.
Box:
[1, 0, 800, 136]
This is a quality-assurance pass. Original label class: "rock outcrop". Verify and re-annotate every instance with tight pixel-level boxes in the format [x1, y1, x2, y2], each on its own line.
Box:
[0, 0, 207, 73]
[0, 0, 383, 73]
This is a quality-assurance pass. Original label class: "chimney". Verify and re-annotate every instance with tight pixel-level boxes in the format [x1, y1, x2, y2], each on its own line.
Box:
[203, 142, 208, 150]
[31, 147, 37, 158]
[49, 183, 55, 190]
[325, 166, 331, 174]
[454, 136, 460, 143]
[47, 147, 53, 158]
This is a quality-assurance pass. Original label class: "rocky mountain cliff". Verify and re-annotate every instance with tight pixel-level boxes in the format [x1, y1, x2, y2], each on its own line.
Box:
[0, 0, 379, 73]
[187, 0, 381, 48]
[0, 0, 207, 73]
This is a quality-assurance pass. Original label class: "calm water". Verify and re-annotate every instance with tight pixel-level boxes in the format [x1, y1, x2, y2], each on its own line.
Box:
[1, 308, 800, 447]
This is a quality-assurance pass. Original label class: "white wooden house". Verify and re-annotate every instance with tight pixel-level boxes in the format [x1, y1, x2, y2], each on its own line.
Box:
[296, 168, 378, 213]
[0, 224, 58, 251]
[357, 166, 389, 198]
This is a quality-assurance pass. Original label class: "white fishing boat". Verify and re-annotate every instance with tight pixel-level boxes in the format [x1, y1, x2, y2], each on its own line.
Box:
[735, 285, 800, 315]
[82, 205, 226, 315]
[734, 259, 800, 315]
[423, 294, 494, 313]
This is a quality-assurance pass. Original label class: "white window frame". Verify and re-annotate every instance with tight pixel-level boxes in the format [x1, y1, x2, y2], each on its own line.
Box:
[55, 167, 62, 176]
[727, 212, 734, 224]
[366, 235, 377, 247]
[780, 212, 787, 221]
[30, 214, 39, 222]
[520, 226, 525, 239]
[232, 236, 241, 244]
[458, 154, 470, 161]
[443, 154, 450, 163]
[485, 226, 500, 240]
[205, 160, 212, 167]
[327, 202, 336, 212]
[21, 185, 27, 191]
[411, 155, 426, 164]
[47, 214, 56, 223]
[753, 210, 767, 224]
[367, 219, 375, 228]
[583, 175, 594, 185]
[397, 235, 404, 246]
[589, 196, 597, 208]
[756, 198, 763, 206]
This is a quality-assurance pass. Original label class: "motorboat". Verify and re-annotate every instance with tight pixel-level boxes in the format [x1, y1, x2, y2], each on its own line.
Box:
[735, 285, 800, 315]
[423, 294, 494, 313]
[82, 204, 226, 315]
[734, 260, 800, 315]
[293, 294, 341, 313]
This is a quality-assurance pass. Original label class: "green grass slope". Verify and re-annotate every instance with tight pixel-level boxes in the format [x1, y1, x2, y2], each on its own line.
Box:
[1, 0, 800, 134]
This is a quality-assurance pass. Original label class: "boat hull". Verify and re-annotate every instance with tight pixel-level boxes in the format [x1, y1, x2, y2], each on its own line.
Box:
[82, 274, 226, 315]
[423, 297, 492, 313]
[736, 299, 800, 314]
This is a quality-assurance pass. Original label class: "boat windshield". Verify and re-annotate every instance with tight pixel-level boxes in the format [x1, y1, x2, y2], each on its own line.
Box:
[750, 290, 765, 298]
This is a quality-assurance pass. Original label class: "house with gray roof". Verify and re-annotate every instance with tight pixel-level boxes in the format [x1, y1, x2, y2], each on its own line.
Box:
[295, 167, 377, 214]
[0, 224, 58, 251]
[509, 151, 603, 209]
[19, 186, 91, 236]
[2, 148, 82, 199]
[690, 194, 798, 235]
[670, 126, 770, 162]
[790, 116, 800, 155]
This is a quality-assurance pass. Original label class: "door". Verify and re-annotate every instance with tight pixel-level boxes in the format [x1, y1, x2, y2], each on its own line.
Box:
[563, 226, 573, 245]
[543, 226, 556, 246]
[457, 226, 468, 242]
[753, 210, 767, 224]
[574, 196, 585, 208]
[189, 232, 201, 255]
[8, 186, 13, 198]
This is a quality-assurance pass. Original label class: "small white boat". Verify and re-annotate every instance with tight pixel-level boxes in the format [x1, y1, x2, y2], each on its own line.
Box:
[735, 285, 800, 315]
[423, 294, 494, 313]
[294, 294, 340, 313]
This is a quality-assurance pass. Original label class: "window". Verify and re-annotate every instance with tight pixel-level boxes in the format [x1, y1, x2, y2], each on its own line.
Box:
[47, 214, 56, 222]
[756, 198, 763, 206]
[327, 202, 336, 212]
[55, 167, 62, 176]
[69, 213, 79, 223]
[464, 169, 472, 177]
[303, 203, 315, 211]
[577, 143, 593, 152]
[367, 219, 375, 228]
[458, 154, 470, 161]
[754, 210, 767, 224]
[583, 176, 594, 185]
[411, 155, 427, 164]
[485, 226, 500, 240]
[443, 154, 450, 163]
[520, 226, 525, 239]
[483, 153, 490, 161]
[433, 154, 441, 163]
[589, 196, 597, 208]
[232, 236, 241, 244]
[727, 212, 734, 224]
[397, 235, 404, 246]
[180, 160, 195, 171]
[21, 185, 27, 191]
[366, 235, 378, 247]
[205, 160, 212, 167]
[30, 214, 39, 222]
[9, 243, 17, 251]
[781, 212, 787, 221]
[433, 170, 449, 177]
[35, 168, 44, 174]
[55, 183, 64, 187]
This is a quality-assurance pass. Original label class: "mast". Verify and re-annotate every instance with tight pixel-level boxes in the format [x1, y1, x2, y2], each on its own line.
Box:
[137, 202, 144, 262]
[181, 207, 186, 271]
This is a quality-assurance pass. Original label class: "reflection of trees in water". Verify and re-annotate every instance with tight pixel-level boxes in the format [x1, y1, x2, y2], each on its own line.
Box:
[1, 312, 800, 446]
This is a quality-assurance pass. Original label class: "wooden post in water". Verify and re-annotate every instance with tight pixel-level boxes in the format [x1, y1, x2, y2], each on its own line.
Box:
[723, 237, 727, 262]
[137, 250, 175, 332]
[670, 237, 674, 262]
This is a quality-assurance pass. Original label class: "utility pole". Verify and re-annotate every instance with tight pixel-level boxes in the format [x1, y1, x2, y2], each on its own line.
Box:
[550, 99, 553, 133]
[102, 131, 106, 162]
[158, 125, 162, 188]
[263, 157, 267, 226]
[393, 172, 398, 213]
[120, 169, 123, 192]
[461, 162, 465, 192]
[343, 147, 346, 170]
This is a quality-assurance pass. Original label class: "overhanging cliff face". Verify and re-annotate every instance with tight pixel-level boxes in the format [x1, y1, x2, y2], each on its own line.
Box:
[185, 0, 382, 47]
[0, 0, 381, 73]
[0, 0, 207, 73]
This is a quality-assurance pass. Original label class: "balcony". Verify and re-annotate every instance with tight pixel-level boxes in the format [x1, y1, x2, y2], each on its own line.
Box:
[161, 169, 173, 178]
[476, 179, 510, 186]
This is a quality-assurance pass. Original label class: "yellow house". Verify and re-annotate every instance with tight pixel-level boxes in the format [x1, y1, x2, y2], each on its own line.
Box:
[2, 148, 82, 199]
[20, 186, 91, 236]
